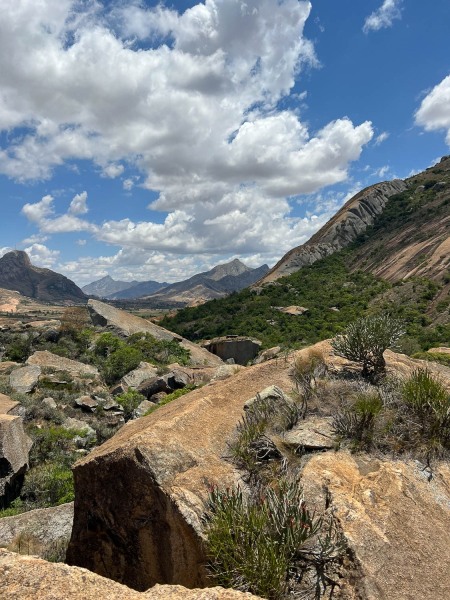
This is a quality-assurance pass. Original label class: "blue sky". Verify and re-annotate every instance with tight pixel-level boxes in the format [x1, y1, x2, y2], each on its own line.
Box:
[1, 0, 449, 286]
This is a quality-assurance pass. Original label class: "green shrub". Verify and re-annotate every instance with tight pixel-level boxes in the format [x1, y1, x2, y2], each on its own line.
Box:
[143, 385, 196, 416]
[333, 391, 383, 448]
[103, 345, 142, 384]
[116, 389, 146, 421]
[204, 480, 344, 599]
[21, 462, 74, 507]
[331, 314, 404, 380]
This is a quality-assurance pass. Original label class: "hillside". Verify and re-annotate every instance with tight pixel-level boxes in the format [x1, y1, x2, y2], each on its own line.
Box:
[257, 156, 450, 285]
[82, 276, 139, 298]
[0, 251, 86, 304]
[162, 159, 450, 349]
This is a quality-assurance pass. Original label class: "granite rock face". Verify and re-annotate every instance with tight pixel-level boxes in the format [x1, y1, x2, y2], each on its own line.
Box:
[9, 365, 41, 394]
[258, 180, 407, 284]
[26, 350, 99, 378]
[87, 300, 222, 367]
[0, 550, 262, 600]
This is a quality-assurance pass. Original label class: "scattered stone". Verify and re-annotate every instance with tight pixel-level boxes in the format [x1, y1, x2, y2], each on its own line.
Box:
[283, 417, 335, 450]
[210, 364, 241, 382]
[330, 306, 340, 312]
[9, 365, 41, 394]
[0, 415, 32, 507]
[244, 385, 292, 410]
[74, 396, 99, 412]
[62, 418, 96, 448]
[133, 400, 157, 419]
[103, 399, 121, 411]
[121, 362, 159, 389]
[42, 397, 57, 410]
[253, 346, 282, 364]
[276, 305, 308, 316]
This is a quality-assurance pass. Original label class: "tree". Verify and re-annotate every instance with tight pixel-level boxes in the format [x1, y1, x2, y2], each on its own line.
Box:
[331, 314, 404, 381]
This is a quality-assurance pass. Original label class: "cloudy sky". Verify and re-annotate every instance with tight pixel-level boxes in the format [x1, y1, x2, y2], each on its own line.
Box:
[1, 0, 449, 286]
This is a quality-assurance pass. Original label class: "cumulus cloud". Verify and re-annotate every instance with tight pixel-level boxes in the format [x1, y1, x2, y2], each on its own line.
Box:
[69, 191, 88, 215]
[363, 0, 403, 34]
[24, 243, 60, 268]
[415, 74, 450, 145]
[5, 1, 374, 274]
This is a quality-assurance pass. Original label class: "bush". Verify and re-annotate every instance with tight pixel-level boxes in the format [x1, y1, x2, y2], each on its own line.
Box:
[331, 314, 404, 380]
[103, 345, 141, 384]
[21, 462, 74, 507]
[204, 480, 345, 599]
[333, 390, 383, 448]
[116, 389, 146, 421]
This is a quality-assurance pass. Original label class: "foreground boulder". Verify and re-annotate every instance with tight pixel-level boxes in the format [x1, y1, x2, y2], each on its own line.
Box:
[26, 350, 99, 378]
[66, 358, 293, 590]
[0, 550, 261, 600]
[87, 299, 222, 367]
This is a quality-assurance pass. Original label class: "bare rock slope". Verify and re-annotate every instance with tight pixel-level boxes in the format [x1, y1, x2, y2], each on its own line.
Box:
[66, 342, 450, 598]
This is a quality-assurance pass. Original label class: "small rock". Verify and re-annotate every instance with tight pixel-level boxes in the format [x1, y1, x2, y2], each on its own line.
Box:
[283, 417, 335, 451]
[133, 400, 157, 419]
[254, 346, 282, 364]
[9, 365, 42, 394]
[244, 385, 292, 410]
[150, 392, 168, 404]
[74, 396, 99, 412]
[103, 399, 120, 411]
[121, 362, 159, 389]
[62, 418, 96, 447]
[137, 376, 171, 399]
[42, 397, 57, 409]
[163, 369, 190, 390]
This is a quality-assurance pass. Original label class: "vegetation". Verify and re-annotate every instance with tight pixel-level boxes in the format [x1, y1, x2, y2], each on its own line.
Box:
[143, 385, 196, 416]
[331, 314, 404, 381]
[116, 389, 147, 421]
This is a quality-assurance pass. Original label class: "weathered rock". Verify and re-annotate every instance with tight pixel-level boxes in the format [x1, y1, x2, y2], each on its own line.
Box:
[42, 397, 57, 409]
[122, 362, 159, 389]
[0, 550, 262, 600]
[243, 384, 292, 410]
[0, 361, 20, 375]
[63, 418, 96, 447]
[428, 346, 450, 354]
[0, 415, 32, 508]
[26, 350, 99, 378]
[136, 376, 171, 399]
[74, 395, 99, 412]
[203, 336, 262, 365]
[0, 393, 20, 415]
[150, 392, 168, 404]
[103, 399, 121, 411]
[276, 305, 308, 315]
[283, 417, 335, 450]
[87, 300, 222, 367]
[66, 358, 294, 590]
[253, 346, 282, 364]
[133, 400, 157, 419]
[301, 453, 450, 600]
[163, 369, 190, 390]
[0, 502, 74, 549]
[9, 365, 41, 394]
[210, 364, 242, 382]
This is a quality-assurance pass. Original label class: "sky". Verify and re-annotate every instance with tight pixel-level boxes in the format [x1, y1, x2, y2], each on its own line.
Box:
[1, 0, 449, 287]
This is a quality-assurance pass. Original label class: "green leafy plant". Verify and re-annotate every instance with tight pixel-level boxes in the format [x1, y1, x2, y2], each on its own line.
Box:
[116, 389, 146, 421]
[333, 390, 383, 448]
[331, 314, 404, 381]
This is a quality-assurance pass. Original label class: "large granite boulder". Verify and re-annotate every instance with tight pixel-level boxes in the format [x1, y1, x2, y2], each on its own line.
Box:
[66, 358, 293, 590]
[0, 415, 32, 508]
[0, 550, 261, 600]
[87, 300, 222, 367]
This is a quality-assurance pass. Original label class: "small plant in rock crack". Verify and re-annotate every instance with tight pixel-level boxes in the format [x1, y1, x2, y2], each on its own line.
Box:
[204, 479, 346, 600]
[292, 348, 327, 413]
[228, 392, 301, 475]
[332, 390, 383, 449]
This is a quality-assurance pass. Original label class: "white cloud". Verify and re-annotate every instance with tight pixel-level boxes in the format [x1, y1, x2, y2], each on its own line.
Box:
[69, 191, 88, 215]
[24, 243, 60, 268]
[5, 1, 374, 271]
[76, 239, 87, 246]
[372, 165, 390, 179]
[415, 74, 450, 145]
[102, 164, 124, 179]
[374, 131, 390, 146]
[363, 0, 403, 34]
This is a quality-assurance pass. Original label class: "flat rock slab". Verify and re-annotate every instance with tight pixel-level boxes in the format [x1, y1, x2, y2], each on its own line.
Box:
[0, 550, 262, 600]
[122, 362, 159, 389]
[9, 365, 41, 394]
[283, 417, 335, 450]
[0, 393, 20, 415]
[26, 351, 99, 377]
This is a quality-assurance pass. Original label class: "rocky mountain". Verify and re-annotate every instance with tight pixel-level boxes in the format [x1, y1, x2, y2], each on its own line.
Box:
[106, 279, 168, 300]
[145, 259, 269, 306]
[257, 156, 450, 285]
[0, 251, 86, 304]
[82, 275, 139, 298]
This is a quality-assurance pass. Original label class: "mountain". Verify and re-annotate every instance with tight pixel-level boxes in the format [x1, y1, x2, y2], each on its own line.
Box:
[82, 275, 139, 298]
[257, 156, 450, 286]
[144, 259, 270, 306]
[162, 157, 450, 349]
[106, 279, 168, 300]
[0, 251, 86, 303]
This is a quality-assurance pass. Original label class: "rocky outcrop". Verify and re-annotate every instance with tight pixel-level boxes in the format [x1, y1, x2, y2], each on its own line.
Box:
[0, 250, 86, 303]
[0, 550, 261, 600]
[0, 415, 32, 508]
[66, 358, 293, 590]
[0, 393, 20, 416]
[203, 336, 262, 365]
[0, 503, 74, 550]
[26, 350, 99, 378]
[87, 299, 222, 367]
[301, 453, 450, 600]
[258, 180, 407, 284]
